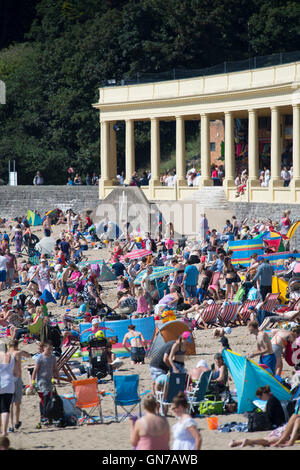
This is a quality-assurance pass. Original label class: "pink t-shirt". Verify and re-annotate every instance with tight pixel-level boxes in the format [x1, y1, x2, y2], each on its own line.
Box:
[137, 295, 148, 313]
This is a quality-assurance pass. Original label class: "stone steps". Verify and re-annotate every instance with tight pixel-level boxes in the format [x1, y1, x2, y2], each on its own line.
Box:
[184, 187, 231, 210]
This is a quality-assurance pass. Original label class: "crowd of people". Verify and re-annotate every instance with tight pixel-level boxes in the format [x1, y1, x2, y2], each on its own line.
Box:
[0, 205, 300, 451]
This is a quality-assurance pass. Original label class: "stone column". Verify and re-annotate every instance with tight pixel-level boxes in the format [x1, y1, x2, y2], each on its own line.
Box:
[175, 116, 186, 186]
[199, 113, 212, 186]
[291, 104, 300, 191]
[150, 117, 161, 187]
[270, 106, 281, 187]
[125, 119, 135, 185]
[224, 111, 235, 187]
[109, 121, 117, 181]
[99, 120, 111, 199]
[248, 109, 259, 187]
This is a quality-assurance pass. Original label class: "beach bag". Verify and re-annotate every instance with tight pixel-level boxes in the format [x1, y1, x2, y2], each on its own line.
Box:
[198, 400, 224, 415]
[247, 410, 272, 432]
[247, 287, 258, 300]
[44, 387, 64, 421]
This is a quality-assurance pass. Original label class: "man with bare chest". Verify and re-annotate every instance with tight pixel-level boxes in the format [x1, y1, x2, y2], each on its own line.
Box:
[247, 320, 277, 375]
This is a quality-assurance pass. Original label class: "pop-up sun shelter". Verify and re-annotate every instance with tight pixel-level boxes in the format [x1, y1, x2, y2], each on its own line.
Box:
[27, 210, 42, 226]
[222, 349, 291, 413]
[148, 320, 196, 358]
[78, 259, 117, 282]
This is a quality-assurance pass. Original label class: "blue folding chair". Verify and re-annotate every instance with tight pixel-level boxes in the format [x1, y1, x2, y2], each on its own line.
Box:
[156, 373, 187, 416]
[108, 374, 149, 422]
[185, 370, 212, 414]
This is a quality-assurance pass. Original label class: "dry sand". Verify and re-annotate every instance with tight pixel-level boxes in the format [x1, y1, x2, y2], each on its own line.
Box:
[0, 222, 295, 451]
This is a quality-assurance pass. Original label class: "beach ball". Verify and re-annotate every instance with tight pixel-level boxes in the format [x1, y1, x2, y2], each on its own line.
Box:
[103, 240, 109, 245]
[95, 330, 105, 340]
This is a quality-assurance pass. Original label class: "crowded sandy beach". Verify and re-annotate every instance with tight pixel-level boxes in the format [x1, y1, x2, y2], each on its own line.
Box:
[0, 209, 300, 452]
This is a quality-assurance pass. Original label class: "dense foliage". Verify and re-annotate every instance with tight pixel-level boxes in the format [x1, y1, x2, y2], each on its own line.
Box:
[0, 0, 299, 183]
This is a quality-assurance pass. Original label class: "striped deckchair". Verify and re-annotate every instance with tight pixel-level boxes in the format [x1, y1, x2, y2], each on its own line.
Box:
[260, 292, 280, 313]
[218, 302, 239, 326]
[195, 303, 220, 329]
[237, 300, 259, 324]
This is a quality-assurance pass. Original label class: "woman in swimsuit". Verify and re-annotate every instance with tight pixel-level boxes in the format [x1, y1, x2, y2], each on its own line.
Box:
[223, 256, 239, 300]
[168, 331, 192, 374]
[122, 324, 146, 365]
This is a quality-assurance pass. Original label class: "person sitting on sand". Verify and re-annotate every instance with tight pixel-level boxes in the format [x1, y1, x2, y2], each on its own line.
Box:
[229, 405, 300, 449]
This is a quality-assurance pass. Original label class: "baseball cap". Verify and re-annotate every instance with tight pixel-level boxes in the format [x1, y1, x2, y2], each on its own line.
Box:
[182, 331, 192, 342]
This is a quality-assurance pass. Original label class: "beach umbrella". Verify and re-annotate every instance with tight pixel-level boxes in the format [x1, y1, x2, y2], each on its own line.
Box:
[134, 266, 178, 285]
[222, 349, 291, 413]
[120, 249, 152, 261]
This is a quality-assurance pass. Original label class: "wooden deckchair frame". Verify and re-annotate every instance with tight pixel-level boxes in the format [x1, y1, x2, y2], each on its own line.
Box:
[57, 345, 79, 382]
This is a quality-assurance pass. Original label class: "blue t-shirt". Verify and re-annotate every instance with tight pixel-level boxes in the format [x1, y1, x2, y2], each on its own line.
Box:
[184, 265, 199, 286]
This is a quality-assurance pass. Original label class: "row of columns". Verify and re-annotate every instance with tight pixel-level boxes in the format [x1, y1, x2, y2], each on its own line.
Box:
[100, 104, 300, 191]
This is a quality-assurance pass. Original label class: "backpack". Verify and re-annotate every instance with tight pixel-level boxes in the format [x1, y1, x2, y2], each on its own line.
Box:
[43, 387, 64, 421]
[49, 325, 63, 349]
[247, 410, 272, 432]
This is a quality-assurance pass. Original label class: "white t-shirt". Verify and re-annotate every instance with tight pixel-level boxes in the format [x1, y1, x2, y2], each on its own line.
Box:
[0, 256, 8, 271]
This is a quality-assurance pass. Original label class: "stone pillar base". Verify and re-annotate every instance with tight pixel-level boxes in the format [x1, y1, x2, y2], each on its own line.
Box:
[99, 179, 112, 199]
[198, 177, 213, 187]
[269, 178, 282, 189]
[176, 179, 187, 187]
[149, 179, 161, 198]
[248, 179, 260, 189]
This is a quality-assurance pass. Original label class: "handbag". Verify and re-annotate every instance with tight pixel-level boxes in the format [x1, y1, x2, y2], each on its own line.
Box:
[247, 410, 272, 432]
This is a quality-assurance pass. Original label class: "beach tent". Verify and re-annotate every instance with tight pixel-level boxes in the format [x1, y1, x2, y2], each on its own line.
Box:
[134, 266, 178, 285]
[27, 210, 42, 226]
[98, 261, 117, 282]
[148, 320, 196, 358]
[78, 259, 117, 282]
[263, 237, 285, 253]
[35, 237, 56, 256]
[222, 349, 291, 413]
[227, 238, 264, 268]
[286, 220, 300, 240]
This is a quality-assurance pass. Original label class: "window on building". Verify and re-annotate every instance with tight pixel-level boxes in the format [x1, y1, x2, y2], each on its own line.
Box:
[210, 142, 216, 151]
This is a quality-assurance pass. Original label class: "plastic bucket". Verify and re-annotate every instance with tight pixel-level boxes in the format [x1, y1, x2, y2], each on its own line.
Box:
[206, 416, 218, 430]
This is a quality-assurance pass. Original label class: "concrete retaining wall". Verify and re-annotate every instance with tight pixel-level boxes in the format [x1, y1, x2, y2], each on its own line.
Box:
[0, 186, 99, 218]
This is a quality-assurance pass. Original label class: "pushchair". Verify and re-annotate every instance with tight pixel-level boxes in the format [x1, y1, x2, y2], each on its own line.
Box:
[86, 337, 114, 382]
[23, 233, 40, 254]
